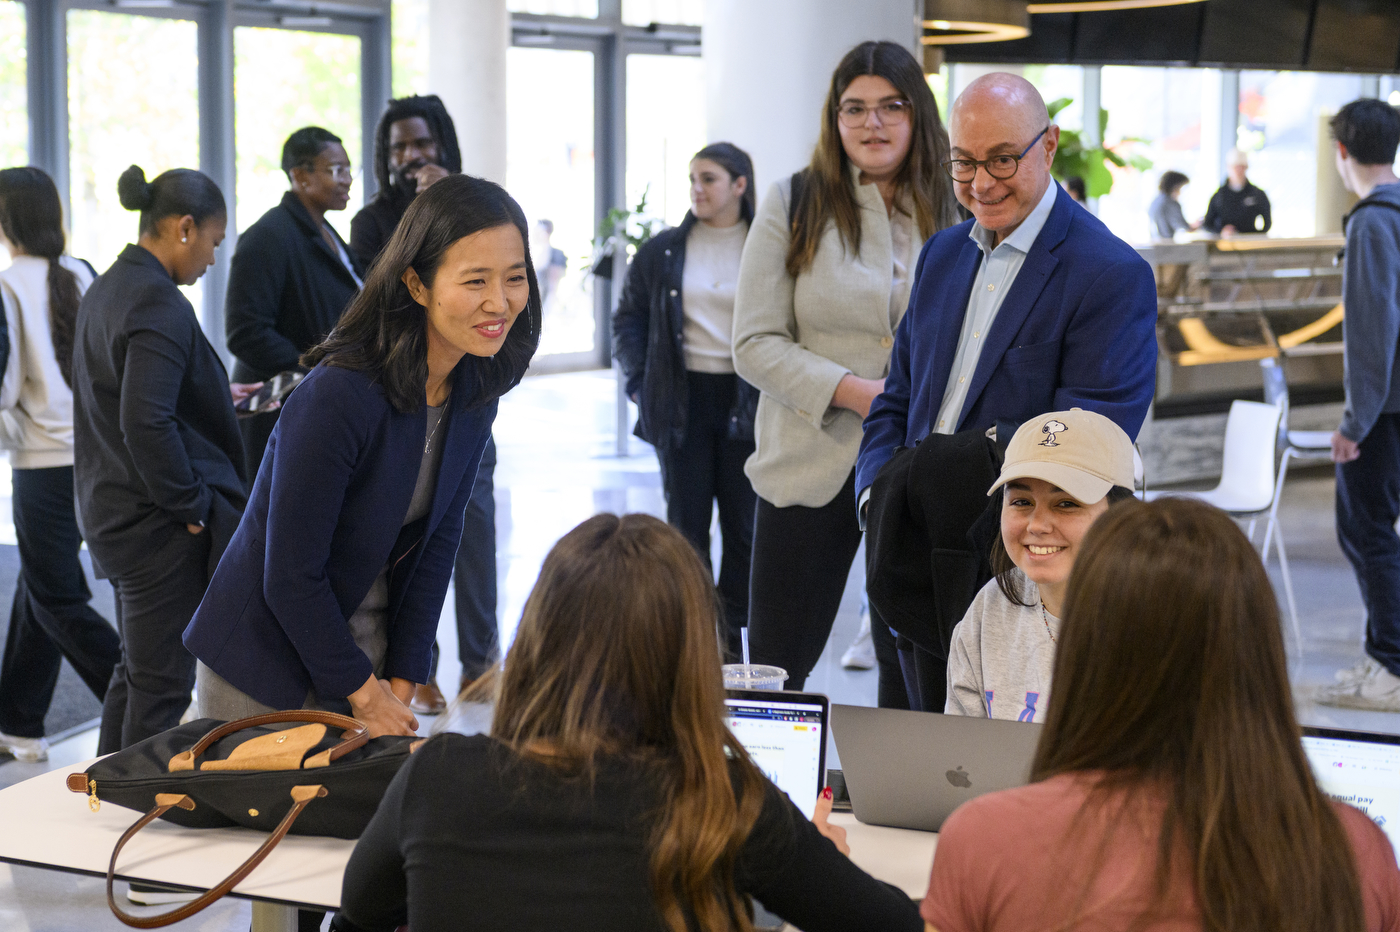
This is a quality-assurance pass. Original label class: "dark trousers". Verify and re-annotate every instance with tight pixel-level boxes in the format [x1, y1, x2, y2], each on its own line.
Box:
[897, 643, 948, 713]
[238, 409, 278, 489]
[1337, 411, 1400, 677]
[0, 466, 120, 738]
[656, 372, 756, 662]
[430, 434, 499, 685]
[749, 470, 903, 703]
[97, 528, 209, 754]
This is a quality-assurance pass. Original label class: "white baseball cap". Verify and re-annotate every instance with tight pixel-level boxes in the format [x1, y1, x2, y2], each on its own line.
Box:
[987, 408, 1135, 505]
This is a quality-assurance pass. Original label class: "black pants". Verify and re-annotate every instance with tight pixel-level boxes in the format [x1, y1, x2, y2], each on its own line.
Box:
[238, 409, 279, 488]
[656, 372, 756, 662]
[897, 642, 948, 713]
[430, 434, 499, 685]
[0, 466, 121, 738]
[98, 528, 209, 755]
[1337, 411, 1400, 676]
[748, 470, 903, 703]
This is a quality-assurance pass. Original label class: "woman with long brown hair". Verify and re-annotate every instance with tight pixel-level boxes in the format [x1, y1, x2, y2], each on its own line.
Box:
[331, 513, 921, 932]
[922, 498, 1400, 931]
[733, 40, 958, 700]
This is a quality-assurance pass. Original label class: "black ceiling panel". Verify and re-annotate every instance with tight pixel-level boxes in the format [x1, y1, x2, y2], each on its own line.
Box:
[1307, 0, 1400, 71]
[944, 13, 1074, 64]
[1198, 0, 1313, 69]
[1070, 3, 1206, 64]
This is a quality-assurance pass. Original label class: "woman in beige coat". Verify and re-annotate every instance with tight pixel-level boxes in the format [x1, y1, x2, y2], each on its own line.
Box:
[733, 41, 958, 699]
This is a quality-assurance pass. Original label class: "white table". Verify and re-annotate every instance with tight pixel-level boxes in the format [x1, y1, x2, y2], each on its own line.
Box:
[0, 760, 355, 932]
[830, 812, 938, 899]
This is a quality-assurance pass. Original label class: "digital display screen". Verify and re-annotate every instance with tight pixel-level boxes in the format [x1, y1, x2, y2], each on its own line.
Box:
[1302, 733, 1400, 857]
[726, 699, 824, 820]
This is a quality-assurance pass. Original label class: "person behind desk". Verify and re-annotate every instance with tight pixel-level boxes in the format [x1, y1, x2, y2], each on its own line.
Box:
[331, 513, 923, 932]
[72, 165, 252, 755]
[184, 174, 539, 741]
[225, 126, 363, 481]
[921, 498, 1400, 932]
[1203, 148, 1271, 235]
[945, 409, 1135, 724]
[1148, 170, 1198, 240]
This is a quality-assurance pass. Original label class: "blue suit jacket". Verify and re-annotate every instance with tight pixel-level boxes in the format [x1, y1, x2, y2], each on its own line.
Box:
[184, 362, 496, 711]
[856, 185, 1157, 496]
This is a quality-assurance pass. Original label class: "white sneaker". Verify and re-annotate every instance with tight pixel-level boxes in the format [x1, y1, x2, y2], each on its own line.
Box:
[841, 608, 876, 670]
[1316, 661, 1400, 712]
[0, 731, 49, 763]
[1334, 657, 1380, 686]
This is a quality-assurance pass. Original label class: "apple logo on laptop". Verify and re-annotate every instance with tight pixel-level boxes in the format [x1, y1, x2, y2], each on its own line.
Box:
[946, 766, 972, 789]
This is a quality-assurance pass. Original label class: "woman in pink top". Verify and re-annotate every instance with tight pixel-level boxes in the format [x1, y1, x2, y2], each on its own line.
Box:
[922, 498, 1400, 932]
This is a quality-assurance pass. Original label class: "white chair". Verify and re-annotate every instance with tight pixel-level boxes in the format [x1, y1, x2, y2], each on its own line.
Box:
[1144, 399, 1303, 652]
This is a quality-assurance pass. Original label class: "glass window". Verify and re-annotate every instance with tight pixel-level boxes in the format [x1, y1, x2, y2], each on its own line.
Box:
[953, 64, 1083, 131]
[392, 0, 430, 97]
[66, 10, 199, 291]
[508, 0, 598, 17]
[0, 0, 26, 275]
[622, 0, 703, 26]
[626, 54, 705, 228]
[234, 27, 363, 241]
[507, 46, 595, 358]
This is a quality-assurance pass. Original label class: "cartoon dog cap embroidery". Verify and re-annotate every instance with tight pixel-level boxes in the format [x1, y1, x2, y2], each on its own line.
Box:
[986, 408, 1135, 506]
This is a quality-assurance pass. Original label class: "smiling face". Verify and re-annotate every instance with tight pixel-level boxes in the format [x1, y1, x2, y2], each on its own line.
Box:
[836, 75, 913, 184]
[405, 223, 530, 369]
[388, 117, 441, 190]
[1001, 477, 1110, 595]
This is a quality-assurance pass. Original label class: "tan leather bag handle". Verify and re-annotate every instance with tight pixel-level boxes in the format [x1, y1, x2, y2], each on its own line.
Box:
[168, 710, 368, 772]
[105, 784, 328, 929]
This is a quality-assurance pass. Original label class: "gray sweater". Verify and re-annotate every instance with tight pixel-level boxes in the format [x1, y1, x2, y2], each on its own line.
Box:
[945, 572, 1058, 724]
[1340, 180, 1400, 442]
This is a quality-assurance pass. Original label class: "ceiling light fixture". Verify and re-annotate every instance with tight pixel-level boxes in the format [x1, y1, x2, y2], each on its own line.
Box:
[922, 0, 1030, 45]
[1026, 0, 1207, 13]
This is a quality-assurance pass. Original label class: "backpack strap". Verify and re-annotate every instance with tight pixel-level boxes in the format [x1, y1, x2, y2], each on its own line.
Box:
[787, 168, 809, 232]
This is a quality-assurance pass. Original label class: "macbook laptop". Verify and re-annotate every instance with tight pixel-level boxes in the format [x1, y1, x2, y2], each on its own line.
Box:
[1302, 726, 1400, 856]
[832, 704, 1042, 832]
[726, 690, 829, 820]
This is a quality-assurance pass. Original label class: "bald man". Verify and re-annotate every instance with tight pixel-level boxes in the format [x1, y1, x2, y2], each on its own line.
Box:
[855, 73, 1157, 708]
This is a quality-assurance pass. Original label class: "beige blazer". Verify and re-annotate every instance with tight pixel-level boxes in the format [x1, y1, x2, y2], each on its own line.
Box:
[733, 172, 925, 508]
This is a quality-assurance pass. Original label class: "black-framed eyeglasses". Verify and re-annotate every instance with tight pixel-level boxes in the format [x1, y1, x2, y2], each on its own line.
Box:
[837, 99, 912, 128]
[942, 127, 1049, 183]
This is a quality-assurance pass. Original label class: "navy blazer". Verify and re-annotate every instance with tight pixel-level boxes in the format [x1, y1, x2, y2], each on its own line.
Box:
[856, 186, 1157, 496]
[183, 361, 496, 711]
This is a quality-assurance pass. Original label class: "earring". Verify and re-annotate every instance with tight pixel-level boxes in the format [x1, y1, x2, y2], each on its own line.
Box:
[181, 236, 187, 243]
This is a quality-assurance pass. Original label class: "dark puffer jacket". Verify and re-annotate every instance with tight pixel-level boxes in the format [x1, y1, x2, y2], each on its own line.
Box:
[612, 211, 758, 452]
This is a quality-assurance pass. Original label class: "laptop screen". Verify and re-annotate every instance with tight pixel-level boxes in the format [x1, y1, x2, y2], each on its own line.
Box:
[725, 694, 827, 820]
[1301, 727, 1400, 856]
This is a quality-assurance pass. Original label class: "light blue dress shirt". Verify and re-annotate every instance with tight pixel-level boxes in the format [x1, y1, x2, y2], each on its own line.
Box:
[932, 181, 1060, 434]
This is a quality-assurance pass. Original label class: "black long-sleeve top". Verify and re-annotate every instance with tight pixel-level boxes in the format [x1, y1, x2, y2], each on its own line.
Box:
[1203, 180, 1272, 234]
[72, 244, 247, 578]
[331, 733, 922, 932]
[224, 192, 363, 383]
[348, 190, 413, 271]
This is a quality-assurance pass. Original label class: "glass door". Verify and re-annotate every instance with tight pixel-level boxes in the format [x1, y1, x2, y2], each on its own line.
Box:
[0, 0, 26, 275]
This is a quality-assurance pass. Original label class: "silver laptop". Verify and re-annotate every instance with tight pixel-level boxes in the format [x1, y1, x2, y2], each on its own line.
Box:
[726, 690, 829, 820]
[1302, 726, 1400, 857]
[832, 704, 1042, 832]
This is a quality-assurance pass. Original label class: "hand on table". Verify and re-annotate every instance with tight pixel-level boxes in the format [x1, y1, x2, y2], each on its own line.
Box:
[813, 787, 849, 856]
[1332, 430, 1360, 464]
[348, 674, 419, 737]
[832, 375, 886, 419]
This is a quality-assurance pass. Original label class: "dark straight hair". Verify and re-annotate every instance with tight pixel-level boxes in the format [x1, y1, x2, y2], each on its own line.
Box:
[303, 174, 540, 414]
[116, 165, 226, 237]
[692, 142, 756, 224]
[1158, 170, 1189, 196]
[1034, 498, 1365, 932]
[281, 126, 343, 176]
[0, 166, 81, 387]
[786, 40, 958, 277]
[1330, 97, 1400, 166]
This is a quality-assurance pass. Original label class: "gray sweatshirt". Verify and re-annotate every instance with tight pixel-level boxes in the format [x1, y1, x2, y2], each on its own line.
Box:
[1340, 180, 1400, 443]
[945, 572, 1059, 724]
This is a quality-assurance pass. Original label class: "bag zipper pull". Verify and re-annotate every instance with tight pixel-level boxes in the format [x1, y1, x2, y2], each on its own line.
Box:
[88, 779, 100, 812]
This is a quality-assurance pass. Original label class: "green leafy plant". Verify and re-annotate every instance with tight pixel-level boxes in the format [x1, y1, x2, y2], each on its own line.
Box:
[588, 186, 666, 279]
[1047, 97, 1153, 198]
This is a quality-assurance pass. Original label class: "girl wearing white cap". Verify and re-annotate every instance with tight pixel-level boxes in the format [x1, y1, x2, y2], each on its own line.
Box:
[946, 409, 1136, 723]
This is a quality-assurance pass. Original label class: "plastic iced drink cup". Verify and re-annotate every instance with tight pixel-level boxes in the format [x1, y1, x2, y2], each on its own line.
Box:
[722, 664, 789, 690]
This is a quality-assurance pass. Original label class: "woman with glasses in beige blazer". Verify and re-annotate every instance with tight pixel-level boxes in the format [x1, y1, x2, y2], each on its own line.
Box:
[733, 41, 958, 700]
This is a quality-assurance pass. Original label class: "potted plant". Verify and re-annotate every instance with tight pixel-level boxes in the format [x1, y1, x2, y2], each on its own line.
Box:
[589, 186, 666, 280]
[1047, 97, 1152, 198]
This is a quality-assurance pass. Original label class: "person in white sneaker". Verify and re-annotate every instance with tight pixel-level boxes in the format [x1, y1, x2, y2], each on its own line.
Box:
[1317, 98, 1400, 713]
[945, 409, 1135, 722]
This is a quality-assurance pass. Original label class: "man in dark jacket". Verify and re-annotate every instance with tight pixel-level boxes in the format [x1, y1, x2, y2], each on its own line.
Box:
[1202, 149, 1272, 235]
[1317, 98, 1400, 713]
[350, 94, 490, 716]
[225, 126, 364, 479]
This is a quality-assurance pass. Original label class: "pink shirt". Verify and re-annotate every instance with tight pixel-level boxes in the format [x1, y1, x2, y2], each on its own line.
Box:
[921, 772, 1400, 932]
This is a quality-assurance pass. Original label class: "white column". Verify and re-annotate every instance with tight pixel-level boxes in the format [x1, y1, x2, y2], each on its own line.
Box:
[704, 0, 922, 189]
[427, 0, 509, 184]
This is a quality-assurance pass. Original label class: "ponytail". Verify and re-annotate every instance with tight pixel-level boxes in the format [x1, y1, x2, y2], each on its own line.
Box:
[0, 167, 81, 385]
[117, 164, 226, 237]
[45, 259, 79, 387]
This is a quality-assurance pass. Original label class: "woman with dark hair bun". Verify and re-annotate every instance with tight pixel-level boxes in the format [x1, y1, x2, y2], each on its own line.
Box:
[185, 173, 539, 739]
[72, 164, 254, 757]
[613, 141, 759, 660]
[0, 166, 119, 764]
[225, 125, 363, 480]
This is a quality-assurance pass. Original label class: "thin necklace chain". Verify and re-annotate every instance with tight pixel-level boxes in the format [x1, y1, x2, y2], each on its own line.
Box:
[424, 407, 444, 454]
[1039, 601, 1057, 644]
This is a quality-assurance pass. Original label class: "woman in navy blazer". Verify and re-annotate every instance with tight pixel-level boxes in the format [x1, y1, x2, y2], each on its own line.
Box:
[185, 174, 539, 736]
